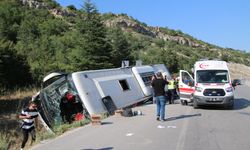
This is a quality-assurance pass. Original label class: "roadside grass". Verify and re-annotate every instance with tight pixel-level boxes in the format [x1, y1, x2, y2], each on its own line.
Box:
[0, 87, 37, 150]
[52, 119, 91, 136]
[35, 113, 108, 146]
[0, 86, 39, 101]
[0, 128, 21, 150]
[0, 133, 9, 150]
[0, 119, 92, 150]
[0, 111, 107, 149]
[0, 87, 109, 150]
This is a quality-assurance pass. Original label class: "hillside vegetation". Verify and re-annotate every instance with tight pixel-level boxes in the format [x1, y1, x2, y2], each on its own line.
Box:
[1, 0, 250, 93]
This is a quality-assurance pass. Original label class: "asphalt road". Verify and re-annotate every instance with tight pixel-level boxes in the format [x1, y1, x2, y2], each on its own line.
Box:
[32, 85, 250, 150]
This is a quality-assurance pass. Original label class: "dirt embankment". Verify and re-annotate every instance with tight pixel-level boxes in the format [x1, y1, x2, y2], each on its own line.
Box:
[0, 97, 31, 149]
[228, 62, 250, 80]
[0, 97, 30, 131]
[228, 62, 250, 86]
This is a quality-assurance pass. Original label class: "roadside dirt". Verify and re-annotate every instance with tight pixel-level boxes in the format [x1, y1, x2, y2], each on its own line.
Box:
[228, 62, 250, 80]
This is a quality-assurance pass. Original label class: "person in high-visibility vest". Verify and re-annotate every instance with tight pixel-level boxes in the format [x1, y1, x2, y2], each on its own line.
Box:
[168, 77, 176, 104]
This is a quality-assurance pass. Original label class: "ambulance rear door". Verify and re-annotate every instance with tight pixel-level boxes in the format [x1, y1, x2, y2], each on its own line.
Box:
[179, 70, 195, 104]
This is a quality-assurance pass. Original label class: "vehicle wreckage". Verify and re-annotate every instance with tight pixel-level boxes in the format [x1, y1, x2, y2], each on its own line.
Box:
[33, 64, 171, 131]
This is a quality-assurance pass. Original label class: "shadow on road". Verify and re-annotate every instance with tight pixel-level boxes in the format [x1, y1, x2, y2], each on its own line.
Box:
[81, 147, 113, 150]
[166, 113, 202, 121]
[238, 112, 250, 116]
[233, 98, 250, 110]
[189, 98, 250, 110]
[101, 122, 113, 125]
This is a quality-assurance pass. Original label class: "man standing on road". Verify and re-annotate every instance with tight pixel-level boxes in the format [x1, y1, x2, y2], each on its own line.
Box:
[168, 76, 176, 104]
[151, 72, 168, 121]
[19, 101, 39, 150]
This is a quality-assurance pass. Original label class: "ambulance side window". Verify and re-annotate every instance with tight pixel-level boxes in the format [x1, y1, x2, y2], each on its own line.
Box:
[182, 72, 194, 86]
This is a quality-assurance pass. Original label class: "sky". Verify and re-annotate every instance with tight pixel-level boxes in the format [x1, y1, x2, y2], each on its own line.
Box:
[56, 0, 250, 52]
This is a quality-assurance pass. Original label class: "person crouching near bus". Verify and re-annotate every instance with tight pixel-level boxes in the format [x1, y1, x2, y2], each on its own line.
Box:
[19, 101, 39, 150]
[151, 72, 168, 121]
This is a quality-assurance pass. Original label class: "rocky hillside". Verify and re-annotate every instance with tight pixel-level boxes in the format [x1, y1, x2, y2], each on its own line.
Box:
[20, 0, 250, 72]
[20, 1, 247, 52]
[20, 1, 250, 55]
[103, 14, 250, 57]
[104, 15, 207, 50]
[104, 14, 250, 70]
[14, 0, 250, 78]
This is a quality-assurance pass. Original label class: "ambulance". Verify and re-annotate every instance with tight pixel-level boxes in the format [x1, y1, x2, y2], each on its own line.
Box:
[179, 60, 234, 109]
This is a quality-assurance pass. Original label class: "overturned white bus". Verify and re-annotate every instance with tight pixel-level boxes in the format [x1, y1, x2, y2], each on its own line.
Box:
[35, 64, 171, 130]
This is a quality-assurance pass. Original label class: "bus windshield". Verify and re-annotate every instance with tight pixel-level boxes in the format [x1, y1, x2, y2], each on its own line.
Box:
[38, 75, 86, 129]
[196, 70, 229, 83]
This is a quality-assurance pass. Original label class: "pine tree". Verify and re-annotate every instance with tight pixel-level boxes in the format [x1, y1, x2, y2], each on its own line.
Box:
[73, 0, 113, 70]
[108, 28, 132, 67]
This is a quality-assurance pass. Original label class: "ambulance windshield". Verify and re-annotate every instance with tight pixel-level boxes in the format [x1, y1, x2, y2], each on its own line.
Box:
[196, 70, 229, 83]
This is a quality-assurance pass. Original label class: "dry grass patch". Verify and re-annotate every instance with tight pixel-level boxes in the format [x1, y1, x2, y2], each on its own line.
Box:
[0, 86, 39, 100]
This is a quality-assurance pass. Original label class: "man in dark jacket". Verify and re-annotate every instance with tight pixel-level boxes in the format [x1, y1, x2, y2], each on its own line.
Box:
[151, 72, 168, 121]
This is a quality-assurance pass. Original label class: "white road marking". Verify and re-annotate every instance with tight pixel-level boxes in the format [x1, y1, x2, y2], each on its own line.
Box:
[157, 125, 165, 129]
[126, 133, 134, 136]
[167, 126, 177, 128]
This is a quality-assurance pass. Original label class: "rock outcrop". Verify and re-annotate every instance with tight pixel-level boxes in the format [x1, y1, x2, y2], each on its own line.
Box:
[20, 0, 47, 9]
[104, 16, 156, 37]
[50, 8, 76, 18]
[20, 0, 76, 17]
[104, 15, 208, 50]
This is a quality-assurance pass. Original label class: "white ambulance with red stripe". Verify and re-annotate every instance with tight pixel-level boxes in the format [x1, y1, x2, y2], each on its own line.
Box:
[179, 60, 234, 109]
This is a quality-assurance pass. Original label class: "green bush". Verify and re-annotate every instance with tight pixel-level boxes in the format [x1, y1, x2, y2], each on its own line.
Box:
[0, 133, 8, 150]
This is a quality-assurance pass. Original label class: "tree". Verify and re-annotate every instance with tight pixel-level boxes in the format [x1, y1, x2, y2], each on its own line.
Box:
[0, 1, 34, 89]
[0, 39, 33, 89]
[67, 5, 77, 11]
[221, 53, 229, 62]
[72, 0, 113, 70]
[0, 0, 23, 43]
[139, 47, 179, 73]
[154, 39, 165, 49]
[83, 0, 97, 15]
[42, 0, 60, 9]
[107, 28, 132, 67]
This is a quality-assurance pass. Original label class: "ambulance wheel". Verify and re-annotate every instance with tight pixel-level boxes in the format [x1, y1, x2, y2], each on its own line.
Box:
[193, 99, 198, 109]
[226, 101, 234, 109]
[181, 100, 188, 105]
[181, 100, 185, 105]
